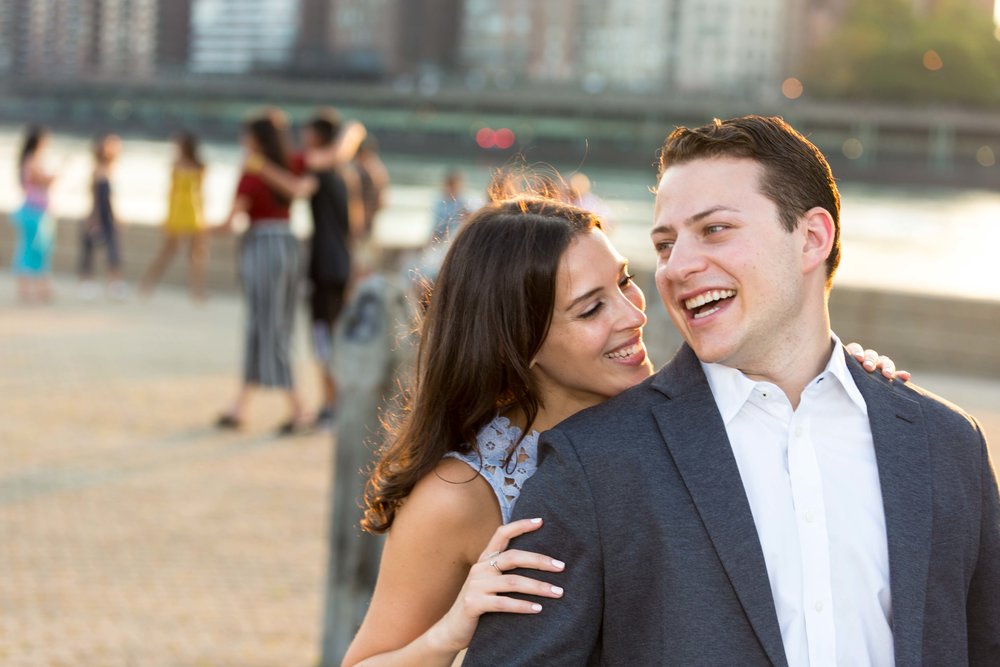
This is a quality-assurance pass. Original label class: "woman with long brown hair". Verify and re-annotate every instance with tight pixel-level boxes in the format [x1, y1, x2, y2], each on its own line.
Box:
[213, 114, 310, 433]
[341, 194, 903, 666]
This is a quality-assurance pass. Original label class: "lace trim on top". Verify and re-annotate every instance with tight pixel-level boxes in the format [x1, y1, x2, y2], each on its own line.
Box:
[443, 414, 540, 524]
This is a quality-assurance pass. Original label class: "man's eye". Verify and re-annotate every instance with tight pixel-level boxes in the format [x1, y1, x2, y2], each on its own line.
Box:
[706, 224, 727, 234]
[654, 241, 674, 252]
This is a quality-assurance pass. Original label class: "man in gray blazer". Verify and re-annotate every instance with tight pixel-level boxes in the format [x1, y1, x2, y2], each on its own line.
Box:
[464, 116, 999, 665]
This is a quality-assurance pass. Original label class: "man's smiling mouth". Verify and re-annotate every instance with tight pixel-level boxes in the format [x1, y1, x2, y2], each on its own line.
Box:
[684, 289, 736, 319]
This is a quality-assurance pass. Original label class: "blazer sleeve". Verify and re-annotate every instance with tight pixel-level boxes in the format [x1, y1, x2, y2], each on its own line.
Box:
[463, 428, 604, 666]
[968, 422, 1000, 663]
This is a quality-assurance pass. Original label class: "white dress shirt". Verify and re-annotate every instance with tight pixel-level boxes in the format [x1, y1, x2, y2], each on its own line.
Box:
[701, 335, 894, 667]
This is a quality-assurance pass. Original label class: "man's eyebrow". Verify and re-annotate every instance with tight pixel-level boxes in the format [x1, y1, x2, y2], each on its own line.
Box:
[651, 205, 739, 236]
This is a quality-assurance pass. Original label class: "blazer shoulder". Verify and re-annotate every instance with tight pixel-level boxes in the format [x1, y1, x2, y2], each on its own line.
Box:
[558, 374, 661, 429]
[894, 379, 985, 439]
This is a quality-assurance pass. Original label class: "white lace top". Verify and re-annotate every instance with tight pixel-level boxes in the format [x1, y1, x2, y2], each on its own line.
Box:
[443, 414, 540, 524]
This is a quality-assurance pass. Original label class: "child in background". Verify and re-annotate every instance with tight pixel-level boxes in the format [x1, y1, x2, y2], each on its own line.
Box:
[79, 134, 126, 300]
[140, 131, 208, 300]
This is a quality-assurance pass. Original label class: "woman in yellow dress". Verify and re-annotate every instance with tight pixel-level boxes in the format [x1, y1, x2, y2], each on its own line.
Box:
[140, 131, 207, 300]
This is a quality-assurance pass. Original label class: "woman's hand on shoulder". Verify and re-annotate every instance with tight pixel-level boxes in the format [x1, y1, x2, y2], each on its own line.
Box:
[846, 342, 911, 382]
[425, 517, 565, 655]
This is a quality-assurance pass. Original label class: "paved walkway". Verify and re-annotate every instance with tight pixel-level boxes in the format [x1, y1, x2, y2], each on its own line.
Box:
[0, 274, 334, 666]
[0, 273, 997, 667]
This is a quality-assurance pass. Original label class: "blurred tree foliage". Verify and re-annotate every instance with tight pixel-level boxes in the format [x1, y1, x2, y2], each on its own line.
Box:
[803, 0, 1000, 106]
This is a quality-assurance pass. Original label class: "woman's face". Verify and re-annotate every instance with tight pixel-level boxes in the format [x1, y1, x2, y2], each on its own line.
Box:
[241, 131, 258, 153]
[103, 136, 122, 162]
[530, 228, 653, 423]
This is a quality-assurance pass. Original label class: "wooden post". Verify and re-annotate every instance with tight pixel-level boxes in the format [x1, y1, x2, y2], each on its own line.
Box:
[319, 272, 415, 666]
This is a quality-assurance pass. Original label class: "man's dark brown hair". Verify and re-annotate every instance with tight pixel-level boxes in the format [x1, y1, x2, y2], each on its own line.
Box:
[658, 115, 841, 284]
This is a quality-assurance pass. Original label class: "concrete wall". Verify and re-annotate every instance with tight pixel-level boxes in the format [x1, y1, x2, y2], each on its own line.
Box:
[0, 215, 243, 293]
[2, 215, 998, 378]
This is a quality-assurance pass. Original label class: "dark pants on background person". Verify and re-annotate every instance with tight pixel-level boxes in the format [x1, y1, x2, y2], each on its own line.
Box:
[79, 219, 122, 277]
[310, 281, 347, 364]
[240, 224, 300, 388]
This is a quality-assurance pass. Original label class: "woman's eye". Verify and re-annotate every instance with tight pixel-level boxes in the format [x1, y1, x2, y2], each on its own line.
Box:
[580, 302, 603, 319]
[619, 273, 635, 288]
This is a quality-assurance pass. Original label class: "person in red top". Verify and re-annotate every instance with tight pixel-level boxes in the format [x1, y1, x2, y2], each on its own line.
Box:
[213, 112, 311, 434]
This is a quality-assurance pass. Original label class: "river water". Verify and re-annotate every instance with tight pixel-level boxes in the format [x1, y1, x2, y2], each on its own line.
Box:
[1, 128, 997, 302]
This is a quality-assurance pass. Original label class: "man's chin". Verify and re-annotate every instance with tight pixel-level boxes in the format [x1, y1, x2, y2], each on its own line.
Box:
[686, 339, 730, 365]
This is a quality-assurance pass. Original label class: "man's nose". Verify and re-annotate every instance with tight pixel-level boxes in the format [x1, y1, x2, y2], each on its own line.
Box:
[661, 236, 706, 284]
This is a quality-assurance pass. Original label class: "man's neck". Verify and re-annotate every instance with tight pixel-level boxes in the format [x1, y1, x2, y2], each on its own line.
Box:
[734, 308, 834, 409]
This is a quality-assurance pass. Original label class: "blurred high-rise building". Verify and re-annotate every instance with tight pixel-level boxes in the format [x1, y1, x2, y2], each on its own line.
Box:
[157, 0, 193, 75]
[397, 0, 463, 77]
[95, 0, 158, 79]
[7, 0, 159, 81]
[16, 0, 99, 79]
[189, 0, 301, 74]
[327, 0, 403, 76]
[0, 0, 16, 75]
[672, 0, 789, 97]
[459, 0, 580, 87]
[577, 0, 675, 94]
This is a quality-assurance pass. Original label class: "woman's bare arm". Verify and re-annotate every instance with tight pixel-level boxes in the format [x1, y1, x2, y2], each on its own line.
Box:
[250, 157, 318, 199]
[306, 120, 367, 171]
[342, 458, 565, 667]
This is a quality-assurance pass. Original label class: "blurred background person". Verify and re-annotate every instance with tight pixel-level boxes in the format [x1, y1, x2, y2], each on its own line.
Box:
[79, 133, 126, 300]
[299, 111, 364, 429]
[352, 136, 389, 244]
[139, 131, 208, 301]
[11, 125, 58, 304]
[251, 110, 368, 428]
[213, 114, 309, 434]
[430, 168, 474, 243]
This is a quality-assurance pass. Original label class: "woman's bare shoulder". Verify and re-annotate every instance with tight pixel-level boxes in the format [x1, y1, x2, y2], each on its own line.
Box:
[392, 458, 501, 559]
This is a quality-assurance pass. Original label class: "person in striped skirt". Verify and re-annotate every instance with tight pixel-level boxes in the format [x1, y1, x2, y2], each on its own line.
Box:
[213, 113, 310, 434]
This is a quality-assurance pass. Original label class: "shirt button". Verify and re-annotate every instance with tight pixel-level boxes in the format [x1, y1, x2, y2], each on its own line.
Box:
[815, 600, 825, 612]
[794, 426, 804, 438]
[804, 510, 816, 523]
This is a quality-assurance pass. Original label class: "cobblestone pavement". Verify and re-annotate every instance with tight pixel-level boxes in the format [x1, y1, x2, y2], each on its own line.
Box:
[0, 274, 997, 667]
[0, 275, 334, 666]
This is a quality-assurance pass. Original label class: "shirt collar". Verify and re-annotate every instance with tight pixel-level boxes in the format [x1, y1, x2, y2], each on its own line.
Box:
[700, 332, 868, 424]
[700, 359, 760, 424]
[820, 333, 869, 415]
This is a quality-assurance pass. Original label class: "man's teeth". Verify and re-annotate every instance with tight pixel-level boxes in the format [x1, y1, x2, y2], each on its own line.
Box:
[605, 343, 640, 360]
[684, 289, 736, 311]
[693, 306, 721, 320]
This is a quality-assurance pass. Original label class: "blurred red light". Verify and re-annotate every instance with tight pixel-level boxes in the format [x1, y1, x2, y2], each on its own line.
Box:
[476, 128, 496, 148]
[495, 128, 515, 149]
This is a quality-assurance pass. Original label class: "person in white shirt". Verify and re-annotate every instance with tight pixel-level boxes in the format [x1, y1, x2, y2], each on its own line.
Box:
[465, 115, 1000, 666]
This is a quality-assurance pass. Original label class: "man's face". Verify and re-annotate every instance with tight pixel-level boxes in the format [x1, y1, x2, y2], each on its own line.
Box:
[651, 157, 808, 372]
[302, 127, 321, 150]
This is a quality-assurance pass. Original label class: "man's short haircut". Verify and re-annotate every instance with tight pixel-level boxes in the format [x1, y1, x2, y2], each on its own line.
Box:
[658, 115, 841, 284]
[307, 107, 342, 147]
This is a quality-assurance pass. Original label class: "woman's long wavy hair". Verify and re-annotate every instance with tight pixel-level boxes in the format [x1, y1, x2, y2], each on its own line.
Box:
[244, 115, 291, 207]
[362, 196, 601, 533]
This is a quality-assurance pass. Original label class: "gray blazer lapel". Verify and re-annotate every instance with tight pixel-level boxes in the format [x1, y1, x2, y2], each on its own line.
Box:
[651, 346, 788, 667]
[847, 357, 931, 666]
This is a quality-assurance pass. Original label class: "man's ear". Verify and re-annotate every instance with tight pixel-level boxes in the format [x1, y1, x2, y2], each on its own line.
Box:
[799, 206, 835, 276]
